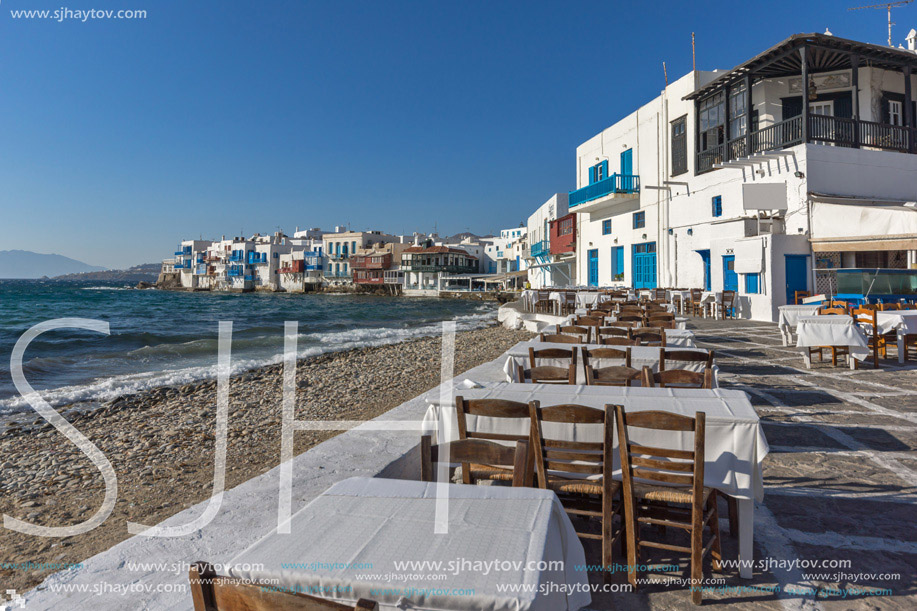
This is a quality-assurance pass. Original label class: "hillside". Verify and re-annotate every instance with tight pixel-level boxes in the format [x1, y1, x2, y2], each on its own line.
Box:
[52, 263, 161, 282]
[0, 250, 107, 279]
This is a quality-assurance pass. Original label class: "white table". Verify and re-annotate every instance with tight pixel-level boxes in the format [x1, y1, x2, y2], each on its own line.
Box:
[503, 340, 717, 385]
[547, 291, 574, 315]
[795, 315, 869, 369]
[667, 290, 691, 314]
[875, 311, 917, 363]
[777, 305, 822, 346]
[542, 323, 695, 347]
[423, 384, 769, 580]
[228, 477, 591, 611]
[605, 315, 688, 331]
[575, 292, 604, 309]
[700, 291, 722, 318]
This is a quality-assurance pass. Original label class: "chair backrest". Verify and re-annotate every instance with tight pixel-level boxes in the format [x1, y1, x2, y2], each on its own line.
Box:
[607, 320, 639, 329]
[851, 307, 877, 335]
[901, 303, 917, 310]
[689, 288, 702, 300]
[794, 290, 811, 304]
[818, 306, 847, 316]
[582, 346, 630, 368]
[659, 348, 714, 371]
[613, 406, 705, 504]
[189, 562, 379, 610]
[528, 401, 613, 490]
[829, 299, 849, 309]
[648, 312, 675, 321]
[420, 435, 530, 487]
[539, 333, 581, 344]
[653, 288, 667, 299]
[878, 303, 899, 311]
[632, 328, 666, 346]
[649, 320, 676, 329]
[575, 316, 603, 327]
[722, 290, 736, 305]
[642, 365, 712, 389]
[616, 314, 644, 323]
[559, 325, 591, 340]
[597, 326, 629, 337]
[601, 336, 638, 346]
[528, 346, 577, 384]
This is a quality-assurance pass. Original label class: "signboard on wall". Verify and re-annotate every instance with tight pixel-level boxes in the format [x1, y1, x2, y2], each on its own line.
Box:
[742, 182, 788, 211]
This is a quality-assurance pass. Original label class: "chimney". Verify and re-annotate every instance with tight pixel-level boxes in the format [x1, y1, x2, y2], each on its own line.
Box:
[908, 28, 917, 51]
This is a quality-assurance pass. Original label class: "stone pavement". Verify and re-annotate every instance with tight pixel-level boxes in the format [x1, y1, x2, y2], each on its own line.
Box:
[587, 317, 917, 610]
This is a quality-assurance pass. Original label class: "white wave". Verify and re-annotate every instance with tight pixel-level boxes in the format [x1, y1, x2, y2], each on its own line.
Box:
[80, 286, 133, 291]
[0, 309, 496, 415]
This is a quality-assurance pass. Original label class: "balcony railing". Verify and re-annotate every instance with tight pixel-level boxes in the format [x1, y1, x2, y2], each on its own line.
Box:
[530, 240, 550, 258]
[569, 173, 640, 208]
[403, 264, 477, 273]
[699, 114, 915, 173]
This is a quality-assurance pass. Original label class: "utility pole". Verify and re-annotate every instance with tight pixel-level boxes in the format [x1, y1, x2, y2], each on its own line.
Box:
[849, 0, 914, 46]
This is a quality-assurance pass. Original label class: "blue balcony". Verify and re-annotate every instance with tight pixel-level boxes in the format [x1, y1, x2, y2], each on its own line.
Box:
[530, 240, 549, 258]
[174, 251, 185, 256]
[227, 267, 245, 277]
[569, 173, 640, 208]
[305, 264, 323, 271]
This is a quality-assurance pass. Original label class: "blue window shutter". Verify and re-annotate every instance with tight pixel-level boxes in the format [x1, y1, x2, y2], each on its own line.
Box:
[589, 165, 596, 184]
[601, 160, 608, 179]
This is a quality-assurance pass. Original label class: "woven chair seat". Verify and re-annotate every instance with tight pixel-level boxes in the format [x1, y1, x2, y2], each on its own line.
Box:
[467, 463, 514, 481]
[546, 477, 619, 496]
[634, 482, 714, 504]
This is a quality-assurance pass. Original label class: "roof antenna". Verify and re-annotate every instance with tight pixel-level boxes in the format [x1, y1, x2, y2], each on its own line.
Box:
[663, 61, 669, 86]
[849, 0, 914, 46]
[691, 32, 696, 71]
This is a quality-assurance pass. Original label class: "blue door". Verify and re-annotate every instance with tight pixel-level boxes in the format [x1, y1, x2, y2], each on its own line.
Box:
[620, 148, 634, 191]
[785, 255, 809, 304]
[587, 249, 599, 287]
[697, 250, 712, 291]
[612, 246, 624, 281]
[722, 255, 738, 292]
[632, 242, 657, 289]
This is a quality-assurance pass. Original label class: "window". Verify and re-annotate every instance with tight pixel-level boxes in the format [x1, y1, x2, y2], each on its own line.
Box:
[602, 220, 612, 235]
[810, 101, 833, 117]
[558, 217, 574, 236]
[728, 84, 747, 137]
[671, 116, 687, 176]
[589, 160, 609, 184]
[745, 273, 760, 294]
[633, 211, 645, 229]
[611, 246, 624, 279]
[712, 195, 723, 218]
[889, 100, 903, 126]
[698, 92, 725, 153]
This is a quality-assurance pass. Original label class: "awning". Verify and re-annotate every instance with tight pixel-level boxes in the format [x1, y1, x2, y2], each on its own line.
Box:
[810, 200, 917, 252]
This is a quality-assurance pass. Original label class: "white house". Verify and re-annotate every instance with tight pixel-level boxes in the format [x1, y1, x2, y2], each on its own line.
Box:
[322, 228, 399, 286]
[567, 31, 917, 321]
[525, 193, 570, 288]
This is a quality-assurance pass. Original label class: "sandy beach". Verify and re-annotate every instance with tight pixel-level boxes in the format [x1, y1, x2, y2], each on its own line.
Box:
[0, 323, 533, 595]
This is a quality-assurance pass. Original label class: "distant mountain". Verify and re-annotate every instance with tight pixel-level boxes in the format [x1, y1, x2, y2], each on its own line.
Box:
[53, 263, 161, 282]
[0, 250, 107, 279]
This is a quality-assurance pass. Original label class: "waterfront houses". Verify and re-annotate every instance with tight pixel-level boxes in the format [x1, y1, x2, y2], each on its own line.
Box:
[401, 244, 478, 295]
[524, 193, 570, 288]
[322, 228, 400, 286]
[525, 32, 917, 321]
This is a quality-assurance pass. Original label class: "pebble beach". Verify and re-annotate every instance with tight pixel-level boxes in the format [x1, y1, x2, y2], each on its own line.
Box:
[0, 323, 533, 595]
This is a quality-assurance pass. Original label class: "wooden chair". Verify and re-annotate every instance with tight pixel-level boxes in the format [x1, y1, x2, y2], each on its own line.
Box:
[453, 396, 534, 485]
[602, 336, 639, 346]
[534, 298, 553, 314]
[562, 292, 577, 316]
[583, 347, 641, 386]
[539, 333, 581, 344]
[529, 401, 623, 582]
[597, 326, 629, 339]
[559, 325, 591, 343]
[189, 562, 379, 610]
[828, 299, 849, 310]
[649, 320, 677, 330]
[808, 306, 851, 366]
[613, 406, 722, 605]
[718, 290, 737, 320]
[616, 314, 644, 325]
[575, 315, 603, 327]
[659, 348, 714, 371]
[632, 328, 666, 347]
[608, 320, 639, 329]
[689, 289, 704, 317]
[851, 307, 887, 369]
[520, 347, 577, 384]
[794, 290, 810, 304]
[817, 306, 847, 315]
[648, 311, 675, 322]
[420, 434, 531, 487]
[642, 366, 713, 389]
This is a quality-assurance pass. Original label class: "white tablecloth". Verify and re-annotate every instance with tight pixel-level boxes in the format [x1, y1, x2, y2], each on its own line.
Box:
[875, 311, 917, 335]
[605, 315, 688, 330]
[575, 292, 604, 308]
[228, 477, 591, 611]
[796, 315, 870, 361]
[423, 385, 767, 501]
[503, 340, 716, 385]
[777, 305, 822, 345]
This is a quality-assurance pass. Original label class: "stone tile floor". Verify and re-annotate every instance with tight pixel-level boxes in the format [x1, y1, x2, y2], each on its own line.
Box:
[586, 317, 917, 610]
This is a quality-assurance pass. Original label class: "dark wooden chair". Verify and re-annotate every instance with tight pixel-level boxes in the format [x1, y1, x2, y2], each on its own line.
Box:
[689, 289, 704, 317]
[189, 562, 379, 610]
[794, 290, 810, 305]
[597, 326, 629, 339]
[575, 315, 603, 327]
[642, 366, 713, 389]
[559, 325, 591, 343]
[420, 435, 531, 487]
[534, 298, 554, 314]
[583, 347, 641, 386]
[613, 406, 722, 605]
[453, 396, 533, 485]
[539, 333, 581, 344]
[659, 348, 714, 372]
[601, 336, 639, 346]
[519, 347, 577, 384]
[632, 328, 666, 347]
[529, 401, 623, 583]
[852, 307, 887, 369]
[649, 320, 677, 330]
[717, 290, 737, 320]
[652, 288, 667, 300]
[616, 314, 644, 325]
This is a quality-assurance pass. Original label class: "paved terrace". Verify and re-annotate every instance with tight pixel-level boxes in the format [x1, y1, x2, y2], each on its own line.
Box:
[587, 317, 917, 610]
[17, 318, 917, 610]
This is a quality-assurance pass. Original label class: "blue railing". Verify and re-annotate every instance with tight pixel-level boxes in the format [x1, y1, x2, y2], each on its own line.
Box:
[531, 240, 549, 258]
[227, 267, 244, 277]
[174, 251, 185, 256]
[305, 264, 323, 271]
[194, 265, 207, 275]
[569, 173, 640, 208]
[229, 251, 245, 262]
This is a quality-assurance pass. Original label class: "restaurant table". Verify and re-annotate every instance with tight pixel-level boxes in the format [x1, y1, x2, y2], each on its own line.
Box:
[227, 477, 591, 611]
[777, 305, 822, 346]
[700, 291, 722, 318]
[875, 311, 917, 363]
[422, 384, 768, 579]
[574, 291, 604, 309]
[542, 323, 696, 347]
[605, 314, 688, 330]
[547, 291, 573, 315]
[503, 340, 716, 385]
[666, 290, 691, 314]
[795, 315, 869, 369]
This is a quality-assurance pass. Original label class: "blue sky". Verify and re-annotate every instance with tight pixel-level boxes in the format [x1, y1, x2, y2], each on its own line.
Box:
[1, 0, 914, 268]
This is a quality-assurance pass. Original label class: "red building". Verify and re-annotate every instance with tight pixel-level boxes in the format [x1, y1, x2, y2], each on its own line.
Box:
[549, 213, 576, 255]
[351, 252, 393, 285]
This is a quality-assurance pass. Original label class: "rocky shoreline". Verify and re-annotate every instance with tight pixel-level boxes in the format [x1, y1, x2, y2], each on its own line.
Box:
[0, 323, 533, 595]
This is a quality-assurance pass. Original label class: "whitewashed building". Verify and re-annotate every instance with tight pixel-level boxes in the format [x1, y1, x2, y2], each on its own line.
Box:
[525, 193, 570, 288]
[567, 32, 917, 321]
[322, 228, 399, 286]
